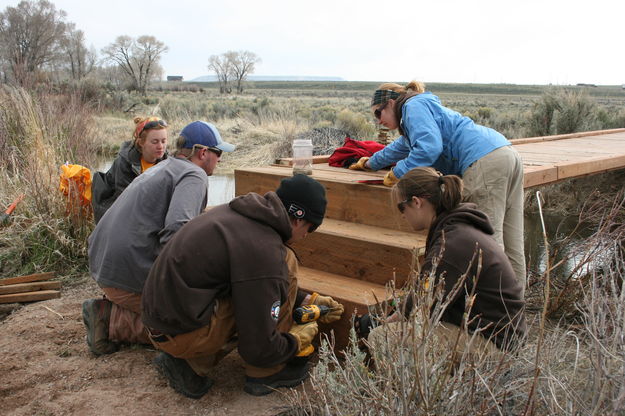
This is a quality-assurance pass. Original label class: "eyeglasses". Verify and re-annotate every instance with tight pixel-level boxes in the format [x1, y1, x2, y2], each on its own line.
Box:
[308, 223, 319, 233]
[374, 102, 388, 120]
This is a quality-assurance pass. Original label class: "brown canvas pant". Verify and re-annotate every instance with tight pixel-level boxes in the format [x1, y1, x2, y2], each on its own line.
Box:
[101, 286, 151, 345]
[148, 248, 300, 378]
[462, 145, 526, 298]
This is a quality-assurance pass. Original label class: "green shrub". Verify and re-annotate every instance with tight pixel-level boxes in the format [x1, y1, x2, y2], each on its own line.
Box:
[527, 88, 599, 136]
[335, 108, 377, 140]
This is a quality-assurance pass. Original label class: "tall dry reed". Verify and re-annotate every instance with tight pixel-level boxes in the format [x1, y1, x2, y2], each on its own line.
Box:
[0, 85, 98, 279]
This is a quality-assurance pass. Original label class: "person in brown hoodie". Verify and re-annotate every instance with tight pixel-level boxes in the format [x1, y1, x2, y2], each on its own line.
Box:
[363, 167, 526, 356]
[142, 174, 344, 398]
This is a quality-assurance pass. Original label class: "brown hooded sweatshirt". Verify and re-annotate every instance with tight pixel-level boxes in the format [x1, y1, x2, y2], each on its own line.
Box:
[409, 203, 526, 350]
[142, 192, 300, 368]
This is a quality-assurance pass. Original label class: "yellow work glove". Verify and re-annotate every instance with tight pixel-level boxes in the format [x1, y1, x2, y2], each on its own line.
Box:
[383, 169, 399, 187]
[349, 156, 370, 171]
[288, 322, 318, 352]
[309, 292, 345, 324]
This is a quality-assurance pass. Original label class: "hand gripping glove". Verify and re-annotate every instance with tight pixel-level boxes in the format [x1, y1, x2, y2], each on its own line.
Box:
[309, 292, 345, 324]
[288, 322, 318, 352]
[348, 156, 370, 171]
[383, 169, 399, 187]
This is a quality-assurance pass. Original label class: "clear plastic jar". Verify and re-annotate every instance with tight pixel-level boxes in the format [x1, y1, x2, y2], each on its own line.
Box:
[292, 139, 313, 175]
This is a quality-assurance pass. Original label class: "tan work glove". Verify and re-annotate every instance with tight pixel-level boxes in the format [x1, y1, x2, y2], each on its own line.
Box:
[288, 322, 318, 352]
[309, 292, 345, 324]
[349, 156, 370, 171]
[383, 169, 399, 187]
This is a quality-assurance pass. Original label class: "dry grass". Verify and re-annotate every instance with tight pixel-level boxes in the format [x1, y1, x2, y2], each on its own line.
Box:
[0, 86, 96, 278]
[280, 191, 625, 415]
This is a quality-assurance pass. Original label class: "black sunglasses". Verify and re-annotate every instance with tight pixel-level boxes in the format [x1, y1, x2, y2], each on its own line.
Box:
[374, 102, 388, 120]
[207, 147, 223, 157]
[308, 223, 319, 233]
[194, 144, 223, 157]
[397, 195, 431, 213]
[396, 198, 411, 214]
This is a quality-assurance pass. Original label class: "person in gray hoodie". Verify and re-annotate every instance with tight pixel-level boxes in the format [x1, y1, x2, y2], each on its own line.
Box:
[83, 121, 235, 357]
[142, 174, 344, 399]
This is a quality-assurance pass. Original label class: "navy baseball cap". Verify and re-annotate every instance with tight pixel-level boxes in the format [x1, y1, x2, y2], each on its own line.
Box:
[179, 121, 235, 152]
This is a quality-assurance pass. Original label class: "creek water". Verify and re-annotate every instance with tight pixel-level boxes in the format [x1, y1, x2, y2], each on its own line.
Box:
[524, 212, 599, 278]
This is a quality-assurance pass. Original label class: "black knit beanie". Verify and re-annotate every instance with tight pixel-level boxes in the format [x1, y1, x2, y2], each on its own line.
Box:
[276, 174, 327, 227]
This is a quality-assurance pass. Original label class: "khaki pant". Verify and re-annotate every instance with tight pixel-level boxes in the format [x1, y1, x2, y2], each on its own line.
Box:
[101, 286, 150, 345]
[149, 248, 300, 378]
[368, 321, 503, 362]
[462, 145, 526, 297]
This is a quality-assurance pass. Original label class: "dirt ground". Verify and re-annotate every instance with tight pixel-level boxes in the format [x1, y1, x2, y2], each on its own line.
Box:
[0, 279, 302, 416]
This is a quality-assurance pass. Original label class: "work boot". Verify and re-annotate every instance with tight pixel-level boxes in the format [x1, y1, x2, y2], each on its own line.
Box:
[243, 360, 310, 396]
[82, 298, 119, 356]
[153, 352, 213, 399]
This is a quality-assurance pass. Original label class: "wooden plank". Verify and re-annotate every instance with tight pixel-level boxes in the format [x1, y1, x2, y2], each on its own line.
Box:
[275, 155, 331, 166]
[298, 267, 389, 306]
[0, 272, 55, 286]
[523, 166, 558, 188]
[292, 218, 424, 285]
[0, 290, 60, 304]
[235, 168, 412, 231]
[0, 281, 60, 295]
[556, 154, 625, 180]
[299, 267, 391, 352]
[511, 128, 625, 145]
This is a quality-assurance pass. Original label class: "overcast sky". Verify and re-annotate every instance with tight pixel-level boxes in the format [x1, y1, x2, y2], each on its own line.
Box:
[20, 0, 625, 85]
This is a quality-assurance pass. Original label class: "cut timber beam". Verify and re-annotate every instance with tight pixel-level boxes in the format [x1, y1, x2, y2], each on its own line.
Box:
[292, 218, 425, 286]
[0, 272, 55, 286]
[0, 290, 60, 304]
[235, 167, 412, 231]
[0, 281, 61, 295]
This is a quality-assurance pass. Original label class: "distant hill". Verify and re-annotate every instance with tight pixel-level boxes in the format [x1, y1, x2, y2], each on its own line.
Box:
[190, 75, 344, 82]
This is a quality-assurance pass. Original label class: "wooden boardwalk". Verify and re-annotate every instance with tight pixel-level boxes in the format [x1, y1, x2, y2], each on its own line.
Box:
[514, 128, 625, 188]
[234, 128, 625, 350]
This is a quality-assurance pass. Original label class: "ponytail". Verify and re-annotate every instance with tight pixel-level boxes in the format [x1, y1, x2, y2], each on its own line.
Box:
[396, 167, 463, 215]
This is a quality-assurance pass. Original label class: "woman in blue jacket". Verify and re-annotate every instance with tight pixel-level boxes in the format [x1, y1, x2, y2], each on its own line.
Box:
[350, 81, 525, 295]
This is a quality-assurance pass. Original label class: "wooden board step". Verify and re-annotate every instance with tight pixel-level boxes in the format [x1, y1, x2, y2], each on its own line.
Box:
[292, 218, 424, 287]
[235, 166, 412, 231]
[298, 266, 393, 351]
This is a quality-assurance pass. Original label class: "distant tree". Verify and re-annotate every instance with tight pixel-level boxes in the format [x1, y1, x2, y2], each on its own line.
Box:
[101, 35, 168, 95]
[61, 23, 97, 80]
[0, 0, 67, 86]
[208, 54, 233, 94]
[225, 50, 261, 93]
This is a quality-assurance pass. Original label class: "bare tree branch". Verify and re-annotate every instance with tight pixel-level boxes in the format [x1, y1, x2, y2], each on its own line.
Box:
[101, 35, 167, 94]
[0, 0, 67, 86]
[208, 54, 233, 94]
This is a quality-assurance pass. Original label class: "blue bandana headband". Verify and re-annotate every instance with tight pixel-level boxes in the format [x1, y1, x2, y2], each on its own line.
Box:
[371, 89, 400, 106]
